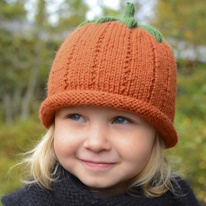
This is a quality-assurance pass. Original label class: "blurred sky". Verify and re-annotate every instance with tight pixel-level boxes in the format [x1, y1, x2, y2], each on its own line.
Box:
[24, 0, 156, 25]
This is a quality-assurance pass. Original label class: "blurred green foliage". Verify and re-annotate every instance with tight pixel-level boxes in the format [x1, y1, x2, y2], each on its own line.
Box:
[0, 0, 26, 20]
[0, 116, 45, 204]
[154, 0, 206, 45]
[0, 0, 206, 205]
[169, 62, 206, 203]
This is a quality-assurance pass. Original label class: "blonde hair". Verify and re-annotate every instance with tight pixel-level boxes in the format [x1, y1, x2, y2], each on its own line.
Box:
[128, 134, 177, 197]
[19, 125, 57, 189]
[19, 125, 177, 197]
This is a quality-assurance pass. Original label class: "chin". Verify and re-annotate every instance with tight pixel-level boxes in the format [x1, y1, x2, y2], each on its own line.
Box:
[80, 177, 112, 189]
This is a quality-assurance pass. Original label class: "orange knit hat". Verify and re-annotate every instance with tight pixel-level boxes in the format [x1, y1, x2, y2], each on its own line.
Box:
[40, 3, 177, 148]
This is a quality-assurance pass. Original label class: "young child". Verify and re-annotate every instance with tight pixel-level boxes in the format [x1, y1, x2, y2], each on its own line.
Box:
[2, 2, 200, 206]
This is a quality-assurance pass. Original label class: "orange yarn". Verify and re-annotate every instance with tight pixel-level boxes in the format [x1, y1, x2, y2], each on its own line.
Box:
[40, 4, 177, 148]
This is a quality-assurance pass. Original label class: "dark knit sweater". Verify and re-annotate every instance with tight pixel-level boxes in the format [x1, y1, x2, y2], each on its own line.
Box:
[2, 166, 200, 206]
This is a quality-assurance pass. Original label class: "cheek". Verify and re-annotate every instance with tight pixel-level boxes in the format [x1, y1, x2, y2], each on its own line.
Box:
[127, 143, 153, 164]
[124, 143, 154, 177]
[53, 129, 80, 172]
[119, 128, 155, 166]
[53, 127, 79, 158]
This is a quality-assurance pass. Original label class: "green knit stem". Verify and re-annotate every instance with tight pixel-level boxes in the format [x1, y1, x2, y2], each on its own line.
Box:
[123, 2, 135, 18]
[121, 17, 138, 28]
[121, 2, 138, 28]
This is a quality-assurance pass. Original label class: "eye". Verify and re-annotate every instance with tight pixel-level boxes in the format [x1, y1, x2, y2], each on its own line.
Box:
[112, 116, 131, 124]
[67, 114, 84, 122]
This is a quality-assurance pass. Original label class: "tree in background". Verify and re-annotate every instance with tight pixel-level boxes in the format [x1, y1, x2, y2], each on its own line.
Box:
[0, 0, 28, 124]
[153, 0, 206, 203]
[0, 0, 82, 123]
[153, 0, 206, 62]
[55, 0, 88, 32]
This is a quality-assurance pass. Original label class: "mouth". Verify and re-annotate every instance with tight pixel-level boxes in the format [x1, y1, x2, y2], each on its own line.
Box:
[80, 159, 116, 170]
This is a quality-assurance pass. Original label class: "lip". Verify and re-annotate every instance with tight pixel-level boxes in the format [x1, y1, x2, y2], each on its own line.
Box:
[80, 159, 116, 170]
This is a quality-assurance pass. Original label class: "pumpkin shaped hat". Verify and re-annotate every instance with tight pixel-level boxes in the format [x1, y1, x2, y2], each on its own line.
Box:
[40, 2, 177, 148]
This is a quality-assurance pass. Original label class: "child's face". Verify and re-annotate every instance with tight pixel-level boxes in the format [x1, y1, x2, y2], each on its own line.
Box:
[54, 105, 156, 196]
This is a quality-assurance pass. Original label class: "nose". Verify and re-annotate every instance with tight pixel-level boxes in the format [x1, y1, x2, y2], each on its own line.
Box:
[83, 123, 111, 152]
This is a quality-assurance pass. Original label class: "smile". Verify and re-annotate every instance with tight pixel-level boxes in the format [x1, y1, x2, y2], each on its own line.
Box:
[80, 160, 116, 170]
